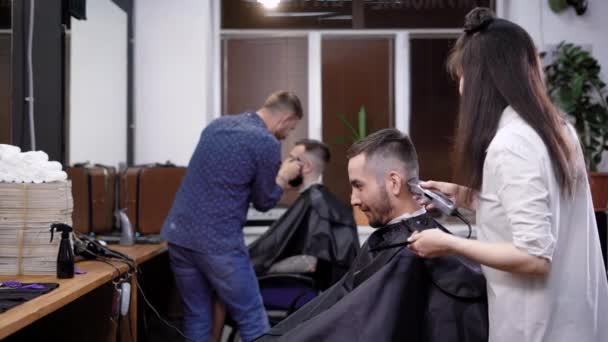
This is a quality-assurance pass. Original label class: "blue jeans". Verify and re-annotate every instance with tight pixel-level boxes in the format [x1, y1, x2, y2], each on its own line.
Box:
[168, 243, 269, 342]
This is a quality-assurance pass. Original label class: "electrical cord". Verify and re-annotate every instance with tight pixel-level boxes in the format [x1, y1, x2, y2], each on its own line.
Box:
[453, 209, 473, 239]
[136, 279, 193, 341]
[75, 240, 192, 341]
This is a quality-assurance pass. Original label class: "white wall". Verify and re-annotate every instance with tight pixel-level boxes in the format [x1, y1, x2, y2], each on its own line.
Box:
[504, 0, 608, 170]
[69, 0, 127, 167]
[134, 0, 217, 166]
[505, 0, 608, 78]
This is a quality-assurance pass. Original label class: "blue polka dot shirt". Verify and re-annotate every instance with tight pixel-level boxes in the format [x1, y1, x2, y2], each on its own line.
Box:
[161, 112, 283, 254]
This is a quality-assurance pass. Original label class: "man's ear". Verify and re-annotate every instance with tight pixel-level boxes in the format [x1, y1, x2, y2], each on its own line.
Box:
[279, 111, 295, 124]
[302, 159, 313, 175]
[386, 171, 403, 196]
[274, 112, 287, 126]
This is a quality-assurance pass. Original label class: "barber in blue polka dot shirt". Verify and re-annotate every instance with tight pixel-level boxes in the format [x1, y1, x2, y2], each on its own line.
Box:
[161, 91, 303, 342]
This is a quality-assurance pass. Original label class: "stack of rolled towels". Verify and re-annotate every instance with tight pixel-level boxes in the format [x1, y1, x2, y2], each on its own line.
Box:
[0, 144, 67, 183]
[0, 144, 72, 275]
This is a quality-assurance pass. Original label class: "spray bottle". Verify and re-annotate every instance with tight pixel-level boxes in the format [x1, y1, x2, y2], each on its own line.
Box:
[50, 223, 75, 279]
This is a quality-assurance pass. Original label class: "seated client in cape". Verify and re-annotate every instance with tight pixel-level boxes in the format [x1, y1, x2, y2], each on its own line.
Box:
[248, 139, 360, 289]
[255, 129, 489, 342]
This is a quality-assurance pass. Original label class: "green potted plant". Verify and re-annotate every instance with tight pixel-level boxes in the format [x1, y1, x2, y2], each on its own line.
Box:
[335, 106, 369, 225]
[335, 105, 367, 144]
[544, 41, 608, 210]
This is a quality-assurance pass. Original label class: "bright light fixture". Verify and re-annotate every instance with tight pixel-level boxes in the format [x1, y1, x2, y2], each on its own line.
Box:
[258, 0, 281, 9]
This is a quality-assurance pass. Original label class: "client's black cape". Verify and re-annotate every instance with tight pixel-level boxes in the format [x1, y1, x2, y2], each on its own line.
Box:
[255, 213, 489, 342]
[249, 184, 360, 287]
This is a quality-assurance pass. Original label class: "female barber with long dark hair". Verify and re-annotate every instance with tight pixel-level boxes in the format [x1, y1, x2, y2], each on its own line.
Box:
[407, 7, 608, 342]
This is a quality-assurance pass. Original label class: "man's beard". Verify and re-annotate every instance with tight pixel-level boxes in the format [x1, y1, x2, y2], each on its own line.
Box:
[288, 174, 304, 188]
[274, 130, 288, 140]
[365, 187, 393, 228]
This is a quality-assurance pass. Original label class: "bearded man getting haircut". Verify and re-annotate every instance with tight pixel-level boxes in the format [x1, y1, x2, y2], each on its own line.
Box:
[256, 129, 489, 342]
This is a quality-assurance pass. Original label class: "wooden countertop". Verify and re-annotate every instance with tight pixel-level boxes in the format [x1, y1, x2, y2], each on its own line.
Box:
[0, 242, 168, 340]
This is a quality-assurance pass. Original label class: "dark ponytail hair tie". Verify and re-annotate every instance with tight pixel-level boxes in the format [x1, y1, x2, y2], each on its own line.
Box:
[463, 7, 495, 35]
[464, 18, 493, 34]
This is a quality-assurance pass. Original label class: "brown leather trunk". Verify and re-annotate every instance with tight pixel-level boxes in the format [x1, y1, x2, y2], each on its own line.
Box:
[66, 167, 91, 234]
[66, 164, 116, 235]
[137, 167, 186, 234]
[89, 165, 116, 234]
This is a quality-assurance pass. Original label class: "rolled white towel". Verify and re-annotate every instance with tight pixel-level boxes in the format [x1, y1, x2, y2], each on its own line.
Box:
[29, 166, 64, 183]
[21, 151, 49, 164]
[45, 170, 67, 183]
[9, 157, 43, 175]
[0, 148, 66, 183]
[0, 144, 21, 160]
[2, 173, 15, 183]
[30, 166, 49, 184]
[1, 154, 22, 168]
[16, 168, 33, 183]
[9, 164, 27, 177]
[44, 161, 63, 172]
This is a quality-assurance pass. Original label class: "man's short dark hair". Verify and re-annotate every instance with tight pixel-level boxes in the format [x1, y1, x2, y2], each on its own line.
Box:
[263, 91, 303, 119]
[296, 139, 331, 164]
[347, 128, 419, 182]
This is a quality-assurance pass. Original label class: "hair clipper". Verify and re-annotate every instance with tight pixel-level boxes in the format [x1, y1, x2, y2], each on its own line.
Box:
[409, 180, 457, 216]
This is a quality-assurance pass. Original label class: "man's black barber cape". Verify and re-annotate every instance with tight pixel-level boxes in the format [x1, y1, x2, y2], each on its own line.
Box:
[255, 213, 489, 342]
[249, 184, 360, 289]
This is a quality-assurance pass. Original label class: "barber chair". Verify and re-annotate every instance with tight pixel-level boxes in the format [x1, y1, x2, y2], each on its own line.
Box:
[258, 273, 318, 325]
[225, 273, 319, 342]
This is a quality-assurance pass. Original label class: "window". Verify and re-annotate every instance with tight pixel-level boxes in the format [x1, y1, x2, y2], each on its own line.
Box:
[222, 37, 309, 204]
[409, 37, 459, 183]
[322, 37, 394, 205]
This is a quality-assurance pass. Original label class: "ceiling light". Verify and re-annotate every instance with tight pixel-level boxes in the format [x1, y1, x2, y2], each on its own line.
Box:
[264, 11, 333, 17]
[258, 0, 281, 9]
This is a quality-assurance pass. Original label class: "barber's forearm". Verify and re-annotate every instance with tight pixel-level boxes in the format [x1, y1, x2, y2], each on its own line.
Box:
[448, 236, 550, 276]
[276, 175, 289, 189]
[251, 174, 283, 211]
[252, 188, 281, 211]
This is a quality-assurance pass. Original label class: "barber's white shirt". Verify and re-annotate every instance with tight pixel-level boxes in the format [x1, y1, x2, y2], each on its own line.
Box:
[476, 106, 608, 342]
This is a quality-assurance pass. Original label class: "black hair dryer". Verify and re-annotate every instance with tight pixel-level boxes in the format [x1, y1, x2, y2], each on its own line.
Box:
[50, 223, 75, 279]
